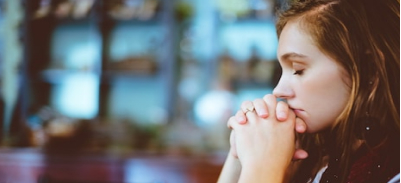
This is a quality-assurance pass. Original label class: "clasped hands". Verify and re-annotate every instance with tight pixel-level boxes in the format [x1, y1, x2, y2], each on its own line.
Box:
[227, 94, 308, 171]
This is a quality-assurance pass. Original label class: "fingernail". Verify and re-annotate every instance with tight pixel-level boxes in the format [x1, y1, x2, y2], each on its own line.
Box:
[238, 116, 245, 123]
[278, 112, 286, 119]
[259, 110, 268, 118]
[297, 125, 305, 132]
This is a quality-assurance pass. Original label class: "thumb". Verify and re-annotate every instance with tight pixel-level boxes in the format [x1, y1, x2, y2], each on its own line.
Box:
[292, 132, 308, 161]
[295, 117, 307, 133]
[230, 131, 238, 158]
[292, 149, 308, 161]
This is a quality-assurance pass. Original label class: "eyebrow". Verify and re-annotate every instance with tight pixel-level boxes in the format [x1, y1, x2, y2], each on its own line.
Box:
[280, 52, 308, 61]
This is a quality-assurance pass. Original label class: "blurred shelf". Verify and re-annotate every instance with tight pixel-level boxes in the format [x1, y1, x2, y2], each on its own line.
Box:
[30, 12, 98, 24]
[38, 69, 159, 84]
[219, 18, 276, 26]
[40, 69, 101, 84]
[105, 57, 159, 74]
[102, 12, 163, 25]
[101, 70, 159, 81]
[30, 9, 162, 26]
[232, 79, 273, 90]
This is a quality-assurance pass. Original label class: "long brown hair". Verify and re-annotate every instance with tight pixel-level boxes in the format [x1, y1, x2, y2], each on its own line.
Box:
[275, 0, 400, 182]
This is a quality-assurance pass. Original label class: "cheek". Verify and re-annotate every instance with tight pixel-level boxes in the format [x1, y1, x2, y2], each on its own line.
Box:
[300, 70, 350, 131]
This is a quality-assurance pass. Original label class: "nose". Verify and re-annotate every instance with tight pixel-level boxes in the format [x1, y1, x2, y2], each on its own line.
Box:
[273, 76, 294, 99]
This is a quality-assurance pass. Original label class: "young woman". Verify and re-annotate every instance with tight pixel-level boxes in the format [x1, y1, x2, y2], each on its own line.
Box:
[218, 0, 400, 182]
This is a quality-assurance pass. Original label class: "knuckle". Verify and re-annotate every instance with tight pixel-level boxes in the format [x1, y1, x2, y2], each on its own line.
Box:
[263, 94, 277, 104]
[227, 116, 235, 127]
[263, 94, 274, 101]
[241, 100, 251, 106]
[252, 101, 260, 108]
[267, 94, 275, 99]
[253, 98, 263, 103]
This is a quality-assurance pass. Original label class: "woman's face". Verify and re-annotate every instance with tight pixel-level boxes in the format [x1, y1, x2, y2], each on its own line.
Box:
[273, 20, 351, 133]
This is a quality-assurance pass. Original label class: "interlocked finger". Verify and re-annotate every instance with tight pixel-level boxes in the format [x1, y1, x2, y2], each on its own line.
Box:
[253, 98, 269, 118]
[241, 101, 255, 116]
[276, 101, 289, 121]
[263, 94, 277, 119]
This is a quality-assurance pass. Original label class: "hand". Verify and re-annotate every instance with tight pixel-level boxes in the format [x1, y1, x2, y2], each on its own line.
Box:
[228, 95, 297, 182]
[229, 130, 238, 158]
[230, 94, 308, 160]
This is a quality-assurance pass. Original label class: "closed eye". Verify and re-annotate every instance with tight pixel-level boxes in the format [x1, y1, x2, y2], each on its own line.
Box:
[293, 70, 304, 75]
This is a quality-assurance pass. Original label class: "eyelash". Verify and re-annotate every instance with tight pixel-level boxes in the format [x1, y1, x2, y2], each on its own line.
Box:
[293, 70, 304, 75]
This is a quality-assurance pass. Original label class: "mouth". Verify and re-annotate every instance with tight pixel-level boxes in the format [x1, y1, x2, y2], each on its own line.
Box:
[289, 106, 302, 111]
[292, 108, 303, 112]
[289, 107, 304, 116]
[289, 106, 309, 132]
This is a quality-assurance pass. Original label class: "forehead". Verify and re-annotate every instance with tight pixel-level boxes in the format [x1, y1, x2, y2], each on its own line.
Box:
[277, 20, 351, 83]
[277, 20, 321, 62]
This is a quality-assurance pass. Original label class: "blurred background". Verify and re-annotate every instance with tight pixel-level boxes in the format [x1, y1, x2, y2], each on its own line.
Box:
[0, 0, 283, 182]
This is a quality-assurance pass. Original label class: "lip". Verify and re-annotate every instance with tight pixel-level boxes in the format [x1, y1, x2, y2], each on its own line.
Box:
[289, 107, 305, 116]
[293, 109, 304, 117]
[289, 106, 303, 111]
[289, 106, 309, 131]
[292, 108, 303, 112]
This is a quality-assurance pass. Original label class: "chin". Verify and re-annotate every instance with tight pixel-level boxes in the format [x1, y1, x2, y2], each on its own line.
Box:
[304, 123, 318, 133]
[305, 128, 318, 133]
[305, 124, 330, 134]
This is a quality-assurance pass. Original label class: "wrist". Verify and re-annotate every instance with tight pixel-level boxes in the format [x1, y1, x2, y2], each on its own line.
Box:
[239, 161, 286, 183]
[217, 152, 242, 183]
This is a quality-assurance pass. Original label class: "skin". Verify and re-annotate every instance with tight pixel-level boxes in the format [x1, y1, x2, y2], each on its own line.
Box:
[273, 19, 351, 133]
[228, 95, 297, 183]
[218, 19, 351, 183]
[231, 97, 308, 160]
